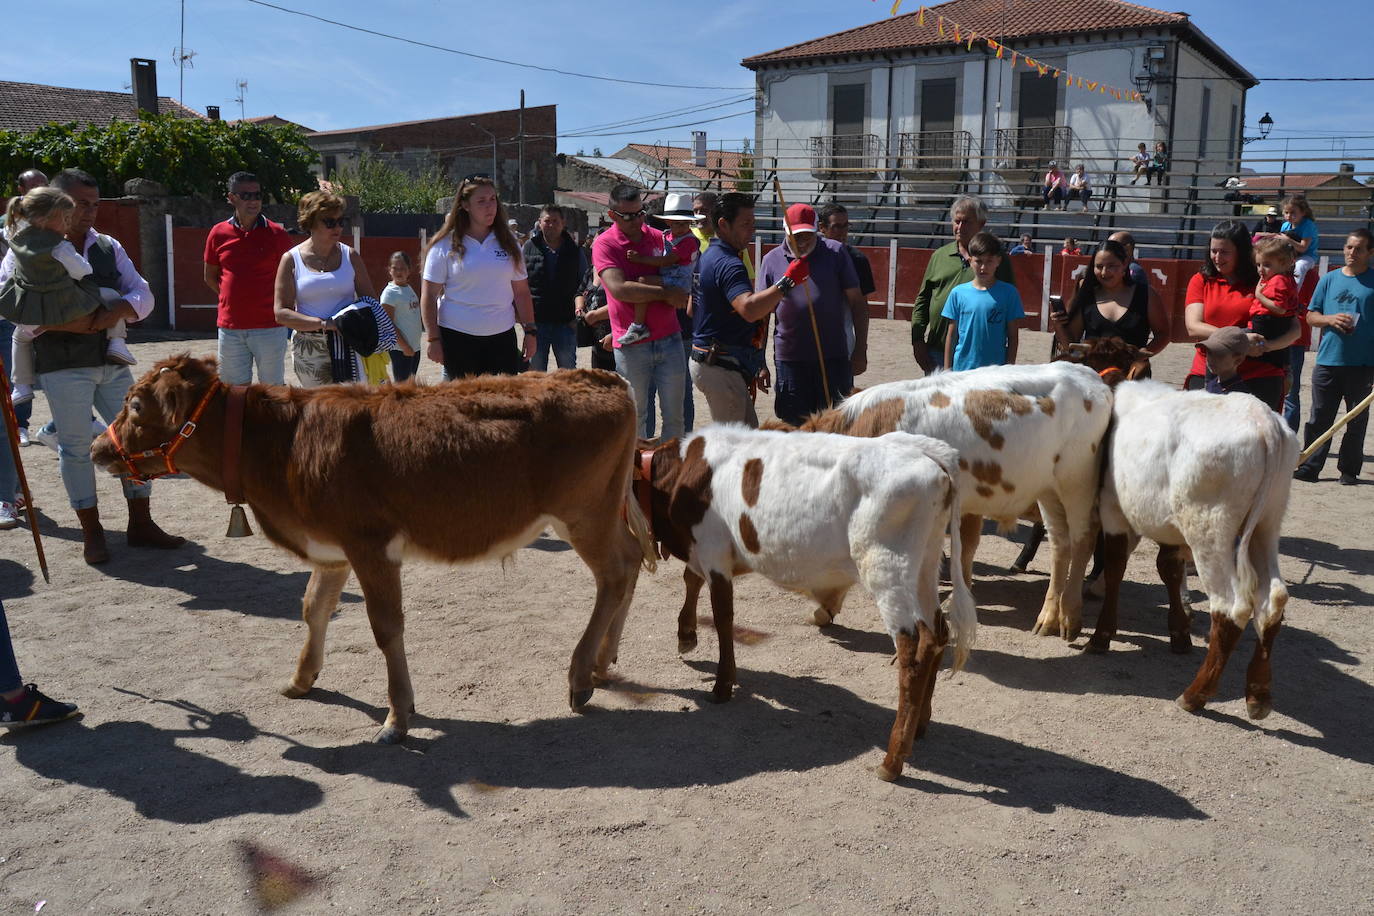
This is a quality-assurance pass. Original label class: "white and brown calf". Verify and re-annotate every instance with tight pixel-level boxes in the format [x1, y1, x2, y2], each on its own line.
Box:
[1091, 381, 1298, 718]
[644, 426, 977, 781]
[797, 362, 1113, 640]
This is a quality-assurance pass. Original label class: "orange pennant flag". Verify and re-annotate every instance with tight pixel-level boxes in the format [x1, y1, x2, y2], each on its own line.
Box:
[1038, 64, 1049, 77]
[1086, 80, 1098, 91]
[1052, 69, 1061, 79]
[953, 24, 961, 42]
[967, 32, 977, 50]
[1010, 51, 1019, 66]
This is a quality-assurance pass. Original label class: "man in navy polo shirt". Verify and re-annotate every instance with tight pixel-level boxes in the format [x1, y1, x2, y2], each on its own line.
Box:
[203, 171, 295, 384]
[760, 203, 865, 424]
[691, 193, 806, 427]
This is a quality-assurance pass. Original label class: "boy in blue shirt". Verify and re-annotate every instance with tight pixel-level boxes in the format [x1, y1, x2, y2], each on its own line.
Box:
[942, 231, 1025, 371]
[1294, 229, 1374, 484]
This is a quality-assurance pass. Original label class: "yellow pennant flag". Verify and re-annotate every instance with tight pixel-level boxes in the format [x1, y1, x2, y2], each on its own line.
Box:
[891, 0, 902, 15]
[953, 24, 961, 42]
[1010, 51, 1019, 66]
[938, 16, 944, 35]
[967, 32, 977, 50]
[1037, 64, 1049, 76]
[1052, 69, 1061, 79]
[918, 6, 925, 25]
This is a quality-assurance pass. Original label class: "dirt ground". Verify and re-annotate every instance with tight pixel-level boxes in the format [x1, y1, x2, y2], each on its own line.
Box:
[2, 321, 1372, 915]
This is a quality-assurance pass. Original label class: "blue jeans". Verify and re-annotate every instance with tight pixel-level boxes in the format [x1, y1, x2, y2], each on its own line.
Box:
[0, 600, 20, 694]
[531, 321, 577, 371]
[1283, 346, 1305, 432]
[217, 326, 289, 385]
[0, 404, 16, 502]
[614, 333, 686, 441]
[644, 337, 695, 437]
[774, 357, 854, 426]
[0, 319, 34, 430]
[40, 364, 149, 509]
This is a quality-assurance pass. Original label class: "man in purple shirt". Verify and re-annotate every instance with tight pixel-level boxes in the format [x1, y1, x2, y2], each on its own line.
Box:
[759, 204, 866, 424]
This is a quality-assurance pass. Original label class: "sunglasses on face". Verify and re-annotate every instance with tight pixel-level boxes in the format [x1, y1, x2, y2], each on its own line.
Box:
[319, 216, 349, 229]
[232, 190, 263, 201]
[610, 207, 646, 221]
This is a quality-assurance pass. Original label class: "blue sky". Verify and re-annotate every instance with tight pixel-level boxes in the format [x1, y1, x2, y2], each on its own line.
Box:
[15, 0, 1369, 166]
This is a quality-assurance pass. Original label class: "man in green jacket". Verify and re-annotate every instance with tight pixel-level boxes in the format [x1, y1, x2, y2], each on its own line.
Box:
[910, 195, 1015, 373]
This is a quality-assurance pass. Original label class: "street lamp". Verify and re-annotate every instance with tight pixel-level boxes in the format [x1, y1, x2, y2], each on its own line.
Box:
[1242, 112, 1274, 145]
[469, 122, 497, 189]
[1133, 64, 1155, 114]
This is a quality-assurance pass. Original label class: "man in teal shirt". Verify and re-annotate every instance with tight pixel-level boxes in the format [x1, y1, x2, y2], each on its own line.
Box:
[910, 195, 1016, 373]
[1294, 229, 1374, 484]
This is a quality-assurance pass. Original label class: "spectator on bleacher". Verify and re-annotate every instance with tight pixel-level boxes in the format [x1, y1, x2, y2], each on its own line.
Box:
[1061, 238, 1082, 256]
[1254, 207, 1282, 240]
[1108, 230, 1149, 286]
[1278, 195, 1320, 286]
[1067, 165, 1092, 210]
[1129, 143, 1151, 185]
[1052, 239, 1170, 355]
[1009, 234, 1034, 255]
[203, 171, 295, 385]
[819, 202, 876, 360]
[1042, 162, 1067, 210]
[1183, 220, 1297, 411]
[1145, 142, 1168, 185]
[910, 195, 1014, 374]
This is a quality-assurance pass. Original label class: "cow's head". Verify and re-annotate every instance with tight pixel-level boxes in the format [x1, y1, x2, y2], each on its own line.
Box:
[1055, 338, 1152, 386]
[92, 354, 222, 481]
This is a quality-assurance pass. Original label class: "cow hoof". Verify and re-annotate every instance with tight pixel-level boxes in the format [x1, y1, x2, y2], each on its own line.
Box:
[875, 762, 902, 782]
[709, 686, 734, 704]
[281, 680, 312, 699]
[569, 688, 594, 710]
[590, 671, 612, 687]
[677, 635, 698, 655]
[812, 608, 834, 627]
[1246, 695, 1273, 720]
[1031, 621, 1058, 637]
[1169, 633, 1192, 654]
[1062, 624, 1081, 642]
[372, 726, 405, 745]
[1175, 693, 1205, 713]
[1084, 634, 1112, 654]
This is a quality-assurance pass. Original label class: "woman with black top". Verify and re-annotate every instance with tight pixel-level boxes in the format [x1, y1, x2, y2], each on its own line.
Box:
[1052, 239, 1171, 354]
[574, 268, 616, 372]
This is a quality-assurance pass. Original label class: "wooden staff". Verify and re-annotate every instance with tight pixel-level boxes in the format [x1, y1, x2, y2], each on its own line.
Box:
[1297, 387, 1374, 465]
[0, 355, 49, 582]
[771, 177, 832, 409]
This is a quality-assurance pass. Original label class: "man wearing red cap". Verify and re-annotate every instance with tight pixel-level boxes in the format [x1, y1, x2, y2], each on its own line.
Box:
[759, 203, 865, 424]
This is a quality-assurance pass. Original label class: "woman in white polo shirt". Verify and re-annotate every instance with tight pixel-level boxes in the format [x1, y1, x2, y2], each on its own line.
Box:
[420, 175, 536, 377]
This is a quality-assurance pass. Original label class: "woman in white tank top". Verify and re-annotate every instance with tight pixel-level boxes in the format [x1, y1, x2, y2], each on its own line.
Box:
[273, 191, 376, 387]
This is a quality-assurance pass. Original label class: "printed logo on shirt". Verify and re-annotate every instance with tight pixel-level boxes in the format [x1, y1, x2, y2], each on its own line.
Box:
[494, 248, 510, 261]
[1336, 290, 1361, 307]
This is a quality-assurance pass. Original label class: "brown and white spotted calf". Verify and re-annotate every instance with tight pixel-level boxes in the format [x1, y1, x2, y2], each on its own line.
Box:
[642, 426, 976, 781]
[792, 362, 1113, 640]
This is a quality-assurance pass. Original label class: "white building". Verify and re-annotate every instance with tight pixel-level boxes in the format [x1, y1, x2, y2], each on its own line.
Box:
[742, 0, 1256, 214]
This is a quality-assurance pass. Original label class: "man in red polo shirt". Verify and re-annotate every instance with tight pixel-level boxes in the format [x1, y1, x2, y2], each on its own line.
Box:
[203, 172, 295, 384]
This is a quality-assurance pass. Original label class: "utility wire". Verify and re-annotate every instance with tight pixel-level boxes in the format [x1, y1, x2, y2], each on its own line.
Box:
[242, 0, 752, 91]
[562, 97, 755, 136]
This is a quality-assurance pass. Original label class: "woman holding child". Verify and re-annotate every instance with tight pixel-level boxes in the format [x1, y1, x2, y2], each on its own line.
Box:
[1183, 220, 1298, 410]
[419, 175, 536, 379]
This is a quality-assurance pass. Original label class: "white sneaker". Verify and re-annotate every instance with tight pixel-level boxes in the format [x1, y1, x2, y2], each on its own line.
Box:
[17, 427, 29, 447]
[11, 383, 33, 405]
[91, 418, 107, 438]
[106, 339, 138, 366]
[34, 426, 59, 453]
[0, 501, 17, 530]
[616, 323, 651, 346]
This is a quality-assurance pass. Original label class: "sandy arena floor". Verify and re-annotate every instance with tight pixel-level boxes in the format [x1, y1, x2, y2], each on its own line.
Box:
[2, 321, 1372, 914]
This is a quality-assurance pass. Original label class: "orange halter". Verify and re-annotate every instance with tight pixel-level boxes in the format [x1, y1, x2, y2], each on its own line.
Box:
[105, 380, 222, 484]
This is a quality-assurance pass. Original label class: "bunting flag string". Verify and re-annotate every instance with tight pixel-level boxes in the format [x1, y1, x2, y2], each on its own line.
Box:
[875, 3, 1144, 104]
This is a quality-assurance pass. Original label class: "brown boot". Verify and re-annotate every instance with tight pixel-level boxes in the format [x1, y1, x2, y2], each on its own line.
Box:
[125, 497, 186, 550]
[75, 506, 110, 565]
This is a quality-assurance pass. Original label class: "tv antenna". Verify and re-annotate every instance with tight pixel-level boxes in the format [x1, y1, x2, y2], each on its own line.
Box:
[174, 0, 196, 105]
[234, 79, 248, 120]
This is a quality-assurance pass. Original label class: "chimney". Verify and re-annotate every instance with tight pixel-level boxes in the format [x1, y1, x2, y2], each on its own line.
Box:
[130, 58, 158, 116]
[1340, 162, 1355, 175]
[206, 105, 221, 121]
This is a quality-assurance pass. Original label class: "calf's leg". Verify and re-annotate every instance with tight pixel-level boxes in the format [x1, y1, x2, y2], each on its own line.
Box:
[565, 514, 640, 708]
[678, 567, 704, 654]
[1177, 613, 1243, 713]
[283, 564, 350, 698]
[811, 586, 850, 627]
[592, 527, 646, 682]
[958, 513, 982, 586]
[707, 572, 737, 703]
[1245, 618, 1282, 720]
[1157, 544, 1192, 653]
[878, 631, 921, 782]
[348, 555, 413, 744]
[1086, 533, 1130, 653]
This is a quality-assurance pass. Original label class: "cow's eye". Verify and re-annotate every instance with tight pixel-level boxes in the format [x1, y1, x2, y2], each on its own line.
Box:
[128, 398, 142, 414]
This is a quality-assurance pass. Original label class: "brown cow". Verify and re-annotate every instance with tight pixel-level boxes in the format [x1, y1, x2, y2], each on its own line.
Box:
[92, 355, 655, 744]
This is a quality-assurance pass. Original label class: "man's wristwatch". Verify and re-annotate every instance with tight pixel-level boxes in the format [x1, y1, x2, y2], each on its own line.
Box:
[776, 276, 795, 293]
[522, 322, 538, 334]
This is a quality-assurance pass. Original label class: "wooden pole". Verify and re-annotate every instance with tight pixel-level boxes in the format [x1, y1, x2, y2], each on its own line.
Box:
[0, 355, 49, 582]
[1297, 387, 1374, 465]
[771, 177, 833, 408]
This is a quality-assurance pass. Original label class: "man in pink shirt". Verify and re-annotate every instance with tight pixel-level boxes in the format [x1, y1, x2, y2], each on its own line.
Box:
[591, 184, 689, 439]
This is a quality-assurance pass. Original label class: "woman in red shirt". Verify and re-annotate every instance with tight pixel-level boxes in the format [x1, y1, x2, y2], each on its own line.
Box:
[1184, 221, 1299, 411]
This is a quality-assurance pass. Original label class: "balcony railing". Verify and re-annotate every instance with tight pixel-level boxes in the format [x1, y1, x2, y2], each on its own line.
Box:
[809, 134, 883, 181]
[897, 130, 974, 174]
[994, 126, 1073, 169]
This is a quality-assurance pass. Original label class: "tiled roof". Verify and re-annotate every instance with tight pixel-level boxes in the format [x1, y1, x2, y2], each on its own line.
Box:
[744, 0, 1188, 66]
[622, 143, 748, 185]
[0, 79, 204, 133]
[234, 115, 313, 131]
[1241, 175, 1352, 191]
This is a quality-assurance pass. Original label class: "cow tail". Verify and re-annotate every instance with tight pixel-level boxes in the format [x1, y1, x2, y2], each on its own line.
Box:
[624, 483, 658, 574]
[1233, 413, 1294, 634]
[941, 456, 977, 675]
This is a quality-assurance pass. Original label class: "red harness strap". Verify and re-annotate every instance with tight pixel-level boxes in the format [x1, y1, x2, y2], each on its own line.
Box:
[631, 443, 672, 560]
[106, 380, 223, 484]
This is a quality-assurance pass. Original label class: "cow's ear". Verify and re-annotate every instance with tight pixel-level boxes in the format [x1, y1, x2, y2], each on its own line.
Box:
[1126, 358, 1152, 381]
[1066, 342, 1090, 359]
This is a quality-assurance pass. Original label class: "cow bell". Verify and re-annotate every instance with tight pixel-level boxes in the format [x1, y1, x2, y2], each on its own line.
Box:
[225, 504, 254, 538]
